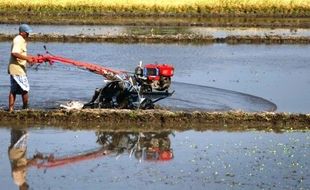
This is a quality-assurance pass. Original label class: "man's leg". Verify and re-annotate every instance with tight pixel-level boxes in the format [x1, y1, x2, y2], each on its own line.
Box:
[9, 92, 16, 112]
[22, 91, 29, 109]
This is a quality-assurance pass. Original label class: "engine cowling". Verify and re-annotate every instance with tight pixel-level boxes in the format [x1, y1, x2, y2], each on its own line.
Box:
[135, 64, 174, 91]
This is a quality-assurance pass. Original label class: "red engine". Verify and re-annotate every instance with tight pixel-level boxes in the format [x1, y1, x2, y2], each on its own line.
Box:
[135, 63, 174, 91]
[143, 64, 174, 80]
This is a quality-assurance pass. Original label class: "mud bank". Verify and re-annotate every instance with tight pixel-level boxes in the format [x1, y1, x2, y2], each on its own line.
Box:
[0, 109, 309, 131]
[0, 33, 309, 44]
[1, 15, 309, 28]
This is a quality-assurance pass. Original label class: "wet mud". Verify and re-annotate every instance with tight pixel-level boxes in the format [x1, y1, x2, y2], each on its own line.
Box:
[161, 82, 277, 112]
[0, 109, 309, 131]
[1, 15, 310, 28]
[0, 33, 309, 44]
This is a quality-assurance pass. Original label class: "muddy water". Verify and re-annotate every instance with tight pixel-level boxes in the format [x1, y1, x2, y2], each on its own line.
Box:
[0, 42, 309, 112]
[0, 127, 308, 189]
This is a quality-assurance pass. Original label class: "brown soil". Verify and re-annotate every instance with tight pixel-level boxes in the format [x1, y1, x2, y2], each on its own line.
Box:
[0, 33, 309, 44]
[0, 15, 309, 28]
[0, 109, 309, 132]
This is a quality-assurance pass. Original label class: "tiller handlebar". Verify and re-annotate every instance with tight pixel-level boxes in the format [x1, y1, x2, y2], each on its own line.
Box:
[32, 54, 124, 81]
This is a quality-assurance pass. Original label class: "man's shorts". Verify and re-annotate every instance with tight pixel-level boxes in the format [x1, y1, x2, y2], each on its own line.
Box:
[10, 75, 29, 95]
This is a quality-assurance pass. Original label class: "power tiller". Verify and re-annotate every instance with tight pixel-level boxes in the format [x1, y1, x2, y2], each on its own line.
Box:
[32, 51, 174, 109]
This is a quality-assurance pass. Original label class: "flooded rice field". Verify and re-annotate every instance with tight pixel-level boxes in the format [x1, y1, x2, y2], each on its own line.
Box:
[1, 24, 310, 38]
[0, 127, 309, 190]
[0, 42, 309, 112]
[0, 24, 309, 189]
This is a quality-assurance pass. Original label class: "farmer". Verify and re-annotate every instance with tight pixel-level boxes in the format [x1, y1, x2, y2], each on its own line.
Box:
[8, 24, 35, 112]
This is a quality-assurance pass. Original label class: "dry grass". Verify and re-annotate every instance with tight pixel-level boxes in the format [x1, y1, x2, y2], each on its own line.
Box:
[1, 0, 309, 7]
[0, 0, 309, 17]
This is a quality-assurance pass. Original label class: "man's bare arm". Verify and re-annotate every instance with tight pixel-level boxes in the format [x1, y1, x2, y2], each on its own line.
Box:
[12, 52, 34, 64]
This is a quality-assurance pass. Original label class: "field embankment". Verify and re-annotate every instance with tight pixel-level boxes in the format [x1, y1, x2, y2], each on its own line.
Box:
[0, 109, 309, 131]
[0, 33, 309, 44]
[1, 15, 309, 28]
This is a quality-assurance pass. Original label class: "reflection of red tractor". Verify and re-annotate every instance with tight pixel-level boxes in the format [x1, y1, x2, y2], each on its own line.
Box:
[96, 131, 174, 162]
[30, 149, 110, 168]
[32, 47, 175, 109]
[144, 147, 174, 161]
[141, 133, 174, 162]
[27, 131, 174, 169]
[145, 148, 173, 161]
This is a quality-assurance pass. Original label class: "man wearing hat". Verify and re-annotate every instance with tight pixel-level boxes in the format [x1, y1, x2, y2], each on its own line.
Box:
[8, 24, 35, 112]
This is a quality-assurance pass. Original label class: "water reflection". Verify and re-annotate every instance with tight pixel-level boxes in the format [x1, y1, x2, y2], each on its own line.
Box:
[10, 131, 172, 166]
[7, 129, 174, 189]
[96, 131, 174, 162]
[3, 127, 309, 190]
[8, 129, 30, 190]
[37, 132, 173, 167]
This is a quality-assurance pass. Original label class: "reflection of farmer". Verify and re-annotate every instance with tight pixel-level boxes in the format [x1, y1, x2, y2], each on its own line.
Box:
[8, 130, 109, 172]
[8, 24, 35, 112]
[8, 129, 29, 190]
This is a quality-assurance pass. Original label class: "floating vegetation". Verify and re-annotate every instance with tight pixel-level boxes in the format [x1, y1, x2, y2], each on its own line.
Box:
[0, 0, 309, 17]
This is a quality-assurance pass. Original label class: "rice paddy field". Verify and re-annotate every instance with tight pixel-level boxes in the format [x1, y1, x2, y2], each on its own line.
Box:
[0, 1, 309, 190]
[0, 0, 309, 17]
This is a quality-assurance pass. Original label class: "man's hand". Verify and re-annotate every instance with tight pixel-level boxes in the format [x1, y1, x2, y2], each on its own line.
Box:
[28, 55, 47, 64]
[27, 55, 43, 65]
[26, 56, 36, 64]
[12, 52, 36, 64]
